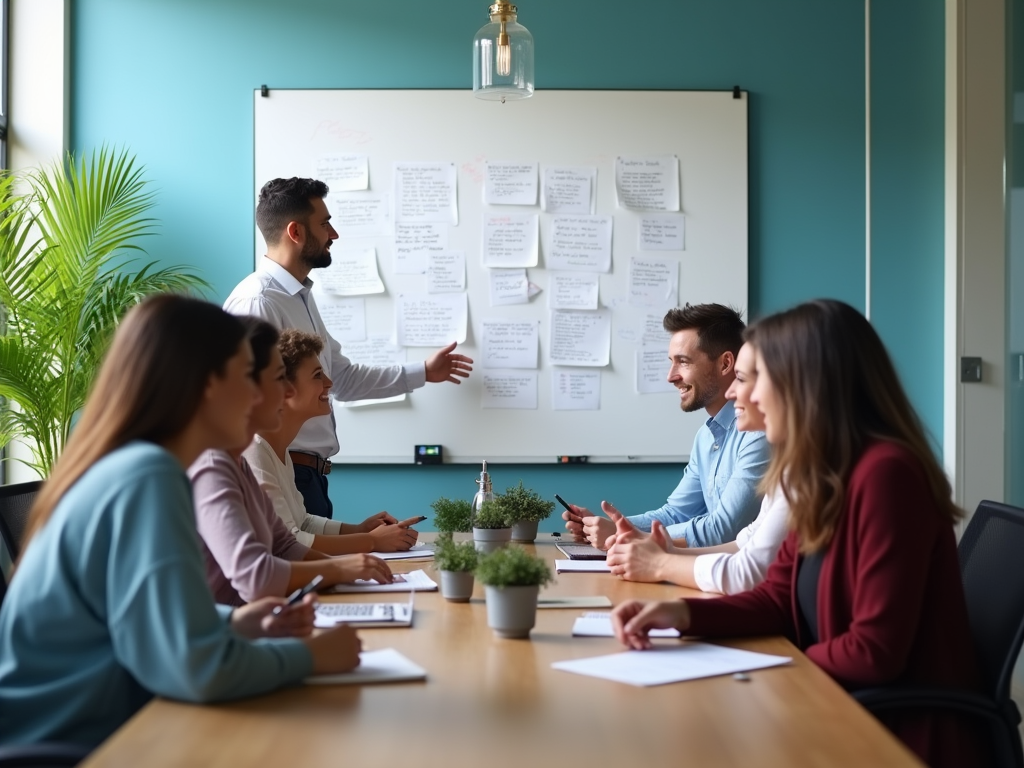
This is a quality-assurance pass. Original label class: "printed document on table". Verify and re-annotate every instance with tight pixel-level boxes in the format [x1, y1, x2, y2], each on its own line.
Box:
[481, 371, 538, 409]
[489, 268, 530, 307]
[315, 153, 369, 192]
[481, 319, 539, 369]
[637, 344, 676, 394]
[313, 295, 366, 343]
[394, 223, 448, 275]
[395, 293, 468, 347]
[394, 162, 458, 225]
[542, 166, 596, 214]
[482, 213, 539, 268]
[313, 248, 385, 296]
[639, 214, 686, 251]
[305, 648, 427, 685]
[427, 250, 466, 293]
[338, 336, 408, 408]
[328, 192, 391, 237]
[547, 216, 613, 272]
[629, 257, 679, 308]
[329, 569, 438, 593]
[371, 544, 435, 561]
[549, 311, 611, 367]
[552, 370, 601, 410]
[555, 559, 612, 573]
[572, 613, 680, 638]
[615, 156, 680, 211]
[551, 643, 792, 687]
[484, 161, 538, 205]
[549, 273, 600, 310]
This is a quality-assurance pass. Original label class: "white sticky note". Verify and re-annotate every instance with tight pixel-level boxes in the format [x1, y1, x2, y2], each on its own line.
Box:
[549, 311, 611, 367]
[542, 166, 596, 214]
[547, 216, 612, 273]
[482, 213, 539, 268]
[552, 370, 601, 410]
[637, 344, 675, 394]
[315, 153, 369, 192]
[481, 371, 538, 409]
[394, 223, 448, 275]
[615, 155, 680, 211]
[629, 257, 679, 308]
[327, 193, 391, 238]
[489, 268, 530, 307]
[639, 214, 686, 251]
[481, 319, 539, 369]
[549, 273, 600, 310]
[338, 336, 409, 407]
[314, 296, 366, 343]
[427, 251, 466, 294]
[484, 162, 538, 205]
[395, 293, 468, 347]
[312, 248, 385, 296]
[394, 162, 458, 225]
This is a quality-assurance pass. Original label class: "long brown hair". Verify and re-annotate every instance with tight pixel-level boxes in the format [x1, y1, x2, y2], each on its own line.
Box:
[19, 295, 248, 557]
[747, 299, 959, 552]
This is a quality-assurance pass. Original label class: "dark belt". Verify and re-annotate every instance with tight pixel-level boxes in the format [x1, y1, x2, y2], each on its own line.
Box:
[289, 451, 332, 475]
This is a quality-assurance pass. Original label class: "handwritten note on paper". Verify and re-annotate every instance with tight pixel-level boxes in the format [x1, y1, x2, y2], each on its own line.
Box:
[395, 293, 468, 347]
[549, 273, 600, 310]
[643, 313, 672, 343]
[547, 216, 613, 273]
[629, 257, 679, 308]
[549, 311, 611, 367]
[427, 251, 466, 294]
[489, 269, 530, 307]
[314, 296, 366, 343]
[394, 162, 458, 225]
[482, 214, 539, 268]
[541, 166, 596, 214]
[615, 156, 680, 211]
[316, 153, 369, 192]
[639, 214, 686, 251]
[552, 370, 601, 410]
[481, 320, 539, 369]
[313, 248, 385, 296]
[484, 162, 538, 205]
[328, 193, 391, 238]
[481, 372, 538, 409]
[394, 223, 447, 275]
[339, 336, 408, 408]
[637, 344, 675, 394]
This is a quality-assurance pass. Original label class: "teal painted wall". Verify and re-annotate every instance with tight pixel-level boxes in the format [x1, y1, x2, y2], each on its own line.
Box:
[69, 0, 944, 525]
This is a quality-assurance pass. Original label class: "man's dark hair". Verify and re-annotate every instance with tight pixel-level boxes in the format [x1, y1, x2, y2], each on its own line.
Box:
[663, 303, 745, 359]
[256, 177, 329, 246]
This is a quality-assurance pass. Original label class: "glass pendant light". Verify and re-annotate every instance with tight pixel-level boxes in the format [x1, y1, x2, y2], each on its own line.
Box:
[473, 2, 534, 102]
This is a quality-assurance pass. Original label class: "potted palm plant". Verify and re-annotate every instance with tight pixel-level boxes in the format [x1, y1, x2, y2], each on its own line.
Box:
[433, 533, 478, 602]
[0, 148, 207, 476]
[472, 499, 513, 554]
[496, 480, 556, 543]
[476, 545, 553, 639]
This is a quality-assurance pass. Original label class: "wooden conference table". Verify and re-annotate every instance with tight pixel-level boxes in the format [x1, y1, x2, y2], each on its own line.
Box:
[82, 539, 922, 768]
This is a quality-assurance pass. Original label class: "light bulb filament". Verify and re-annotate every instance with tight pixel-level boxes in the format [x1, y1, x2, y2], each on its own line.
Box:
[497, 21, 511, 76]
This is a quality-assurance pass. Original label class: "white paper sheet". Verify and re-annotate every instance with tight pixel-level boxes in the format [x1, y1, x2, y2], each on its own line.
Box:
[329, 569, 438, 593]
[615, 155, 680, 211]
[549, 273, 600, 310]
[371, 544, 435, 561]
[551, 644, 792, 687]
[314, 296, 366, 343]
[547, 215, 613, 272]
[394, 222, 448, 275]
[315, 153, 369, 192]
[552, 370, 601, 410]
[313, 248, 385, 296]
[482, 213, 539, 268]
[629, 257, 679, 308]
[394, 162, 458, 225]
[643, 313, 672, 343]
[555, 559, 612, 573]
[395, 293, 468, 347]
[427, 250, 466, 293]
[481, 371, 538, 409]
[572, 613, 680, 638]
[639, 214, 686, 251]
[305, 648, 427, 685]
[338, 336, 408, 408]
[481, 319, 539, 369]
[484, 161, 538, 205]
[549, 311, 611, 367]
[542, 166, 596, 214]
[488, 268, 530, 307]
[327, 192, 391, 237]
[637, 344, 675, 395]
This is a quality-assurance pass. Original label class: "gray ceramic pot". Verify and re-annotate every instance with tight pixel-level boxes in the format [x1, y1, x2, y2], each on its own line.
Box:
[473, 526, 512, 554]
[440, 570, 475, 602]
[484, 584, 540, 639]
[511, 519, 539, 542]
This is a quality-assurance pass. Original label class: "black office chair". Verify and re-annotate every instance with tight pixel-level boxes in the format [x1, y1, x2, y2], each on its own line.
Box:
[0, 480, 43, 562]
[853, 499, 1024, 768]
[0, 742, 91, 767]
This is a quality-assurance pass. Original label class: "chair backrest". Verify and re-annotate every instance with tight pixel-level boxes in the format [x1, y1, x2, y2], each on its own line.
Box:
[0, 480, 44, 562]
[958, 499, 1024, 703]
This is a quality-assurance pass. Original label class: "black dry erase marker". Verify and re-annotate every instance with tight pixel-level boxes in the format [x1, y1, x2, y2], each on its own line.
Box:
[272, 574, 324, 615]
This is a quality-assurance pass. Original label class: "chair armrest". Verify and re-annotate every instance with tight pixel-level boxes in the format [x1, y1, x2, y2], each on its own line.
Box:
[853, 685, 1020, 726]
[0, 742, 92, 767]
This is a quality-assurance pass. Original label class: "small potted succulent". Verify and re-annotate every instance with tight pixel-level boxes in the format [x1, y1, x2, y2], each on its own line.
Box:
[471, 499, 513, 554]
[430, 496, 473, 535]
[476, 545, 553, 639]
[434, 533, 478, 602]
[496, 480, 556, 543]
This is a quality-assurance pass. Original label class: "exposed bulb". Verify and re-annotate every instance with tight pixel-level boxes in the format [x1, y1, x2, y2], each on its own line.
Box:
[497, 24, 511, 76]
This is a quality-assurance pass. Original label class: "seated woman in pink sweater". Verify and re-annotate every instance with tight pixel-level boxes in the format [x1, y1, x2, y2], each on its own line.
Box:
[191, 318, 392, 605]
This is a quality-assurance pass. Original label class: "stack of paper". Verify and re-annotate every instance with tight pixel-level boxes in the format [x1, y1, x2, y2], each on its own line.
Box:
[305, 648, 427, 685]
[372, 543, 435, 561]
[555, 559, 612, 574]
[571, 612, 679, 637]
[329, 569, 438, 593]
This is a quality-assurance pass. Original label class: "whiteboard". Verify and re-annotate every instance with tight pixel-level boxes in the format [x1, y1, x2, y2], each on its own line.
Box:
[254, 89, 747, 463]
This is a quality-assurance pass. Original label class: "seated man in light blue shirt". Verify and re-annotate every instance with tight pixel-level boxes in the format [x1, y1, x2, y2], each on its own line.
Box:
[563, 303, 769, 549]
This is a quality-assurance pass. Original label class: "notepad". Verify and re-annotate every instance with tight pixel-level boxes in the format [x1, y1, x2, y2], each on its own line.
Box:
[552, 643, 792, 687]
[555, 559, 612, 573]
[538, 596, 613, 609]
[328, 569, 438, 593]
[314, 601, 414, 628]
[571, 612, 679, 637]
[371, 543, 435, 561]
[555, 542, 607, 560]
[305, 648, 427, 685]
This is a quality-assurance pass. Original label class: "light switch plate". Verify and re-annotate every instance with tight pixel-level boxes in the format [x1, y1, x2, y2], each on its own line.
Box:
[960, 357, 982, 383]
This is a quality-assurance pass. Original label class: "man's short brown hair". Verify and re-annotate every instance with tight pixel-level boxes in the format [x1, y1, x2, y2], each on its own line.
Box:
[278, 329, 324, 381]
[663, 303, 745, 359]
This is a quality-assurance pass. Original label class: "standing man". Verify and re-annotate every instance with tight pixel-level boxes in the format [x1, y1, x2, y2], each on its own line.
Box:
[563, 303, 768, 548]
[226, 177, 473, 519]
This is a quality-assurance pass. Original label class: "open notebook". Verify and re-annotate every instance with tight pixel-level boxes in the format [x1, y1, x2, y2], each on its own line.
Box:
[315, 593, 415, 628]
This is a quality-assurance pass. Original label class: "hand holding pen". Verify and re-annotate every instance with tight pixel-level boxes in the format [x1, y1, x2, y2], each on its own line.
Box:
[367, 515, 426, 552]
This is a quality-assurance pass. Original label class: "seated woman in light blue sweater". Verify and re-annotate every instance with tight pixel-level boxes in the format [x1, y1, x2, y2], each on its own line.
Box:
[0, 295, 361, 750]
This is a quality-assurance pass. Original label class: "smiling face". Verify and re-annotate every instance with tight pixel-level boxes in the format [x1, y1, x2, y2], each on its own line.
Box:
[285, 353, 333, 422]
[750, 348, 787, 445]
[725, 343, 765, 433]
[298, 196, 338, 270]
[666, 329, 726, 413]
[246, 347, 294, 439]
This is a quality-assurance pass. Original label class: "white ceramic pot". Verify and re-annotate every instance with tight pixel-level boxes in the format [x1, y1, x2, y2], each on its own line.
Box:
[511, 519, 539, 543]
[473, 526, 512, 554]
[440, 570, 475, 602]
[484, 584, 540, 639]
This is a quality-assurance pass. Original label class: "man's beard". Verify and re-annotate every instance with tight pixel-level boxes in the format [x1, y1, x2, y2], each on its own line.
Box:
[300, 231, 331, 270]
[680, 379, 718, 413]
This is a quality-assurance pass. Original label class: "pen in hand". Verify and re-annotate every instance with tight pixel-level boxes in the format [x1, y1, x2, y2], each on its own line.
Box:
[397, 515, 427, 528]
[272, 574, 324, 616]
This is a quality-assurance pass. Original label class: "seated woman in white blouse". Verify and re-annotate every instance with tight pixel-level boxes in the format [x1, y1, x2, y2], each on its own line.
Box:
[603, 341, 789, 595]
[244, 330, 420, 555]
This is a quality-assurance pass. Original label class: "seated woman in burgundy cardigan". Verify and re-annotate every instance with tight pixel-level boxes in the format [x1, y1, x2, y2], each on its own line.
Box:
[611, 299, 989, 768]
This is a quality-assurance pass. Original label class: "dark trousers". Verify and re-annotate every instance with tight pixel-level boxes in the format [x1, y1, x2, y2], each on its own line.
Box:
[293, 464, 334, 520]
